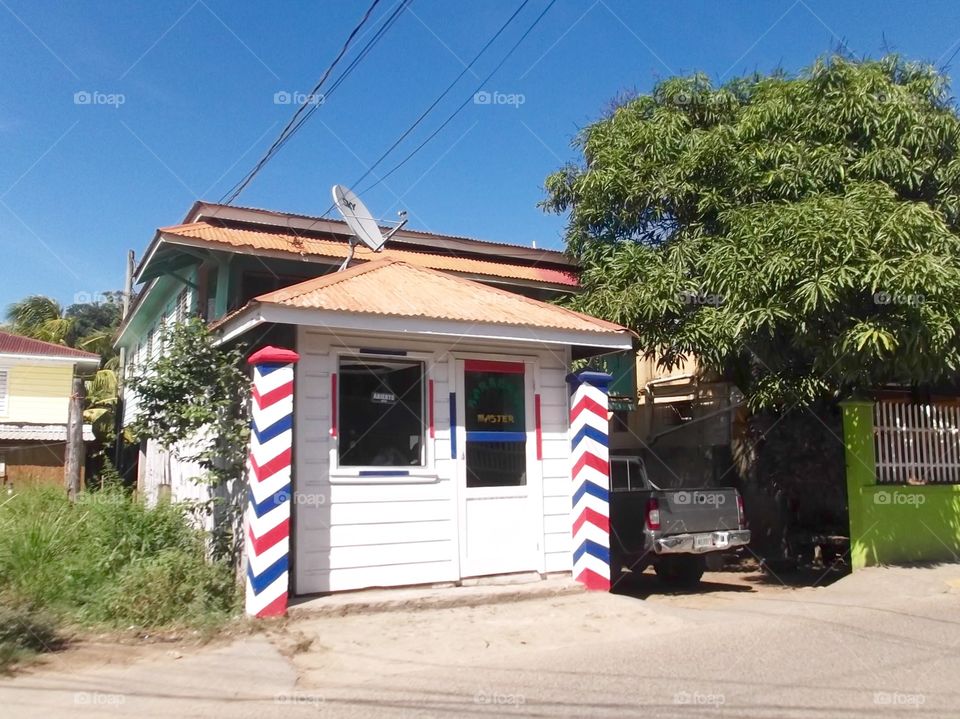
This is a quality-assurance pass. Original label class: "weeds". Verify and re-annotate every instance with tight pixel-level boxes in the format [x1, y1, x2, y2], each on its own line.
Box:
[0, 486, 240, 670]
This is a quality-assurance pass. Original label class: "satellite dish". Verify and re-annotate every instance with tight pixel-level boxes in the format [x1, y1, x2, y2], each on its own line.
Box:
[331, 184, 408, 271]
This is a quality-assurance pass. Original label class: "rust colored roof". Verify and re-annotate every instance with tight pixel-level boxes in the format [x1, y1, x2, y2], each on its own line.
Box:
[157, 220, 579, 288]
[0, 331, 100, 361]
[252, 259, 628, 334]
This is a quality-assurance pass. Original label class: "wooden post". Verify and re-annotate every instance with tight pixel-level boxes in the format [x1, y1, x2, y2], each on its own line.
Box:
[65, 375, 85, 501]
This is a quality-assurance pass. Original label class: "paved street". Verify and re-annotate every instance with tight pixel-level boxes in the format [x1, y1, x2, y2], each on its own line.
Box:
[2, 565, 958, 718]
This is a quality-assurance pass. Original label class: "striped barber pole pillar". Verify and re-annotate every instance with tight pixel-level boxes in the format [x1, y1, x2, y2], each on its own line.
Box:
[567, 370, 612, 591]
[245, 346, 299, 618]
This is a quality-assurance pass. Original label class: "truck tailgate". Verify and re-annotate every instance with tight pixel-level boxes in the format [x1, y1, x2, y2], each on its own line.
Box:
[658, 489, 741, 534]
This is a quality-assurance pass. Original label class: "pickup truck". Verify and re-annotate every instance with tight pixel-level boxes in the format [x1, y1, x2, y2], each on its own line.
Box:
[608, 455, 750, 587]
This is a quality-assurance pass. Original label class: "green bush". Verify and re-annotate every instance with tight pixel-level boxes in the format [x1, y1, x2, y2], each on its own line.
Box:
[0, 486, 240, 634]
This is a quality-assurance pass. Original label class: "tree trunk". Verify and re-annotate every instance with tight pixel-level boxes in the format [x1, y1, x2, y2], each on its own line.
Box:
[64, 375, 85, 501]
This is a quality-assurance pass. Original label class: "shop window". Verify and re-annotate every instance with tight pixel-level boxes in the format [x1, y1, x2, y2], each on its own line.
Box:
[653, 400, 693, 428]
[338, 357, 425, 467]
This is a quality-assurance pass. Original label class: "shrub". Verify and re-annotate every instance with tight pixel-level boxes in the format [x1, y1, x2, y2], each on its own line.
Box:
[97, 548, 239, 627]
[0, 486, 240, 637]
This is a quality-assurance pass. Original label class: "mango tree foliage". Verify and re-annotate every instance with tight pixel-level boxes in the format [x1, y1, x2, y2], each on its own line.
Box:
[544, 56, 960, 407]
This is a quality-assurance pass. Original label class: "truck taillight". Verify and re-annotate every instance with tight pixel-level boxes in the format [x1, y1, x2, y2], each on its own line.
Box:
[737, 495, 746, 529]
[646, 497, 661, 531]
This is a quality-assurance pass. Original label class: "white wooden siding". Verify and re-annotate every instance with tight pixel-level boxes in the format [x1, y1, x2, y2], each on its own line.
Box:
[537, 358, 575, 574]
[138, 436, 214, 530]
[293, 327, 574, 594]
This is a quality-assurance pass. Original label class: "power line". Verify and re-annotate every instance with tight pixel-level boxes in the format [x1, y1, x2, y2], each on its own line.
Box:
[316, 0, 551, 221]
[357, 0, 557, 196]
[220, 0, 406, 205]
[259, 0, 413, 166]
[341, 0, 533, 199]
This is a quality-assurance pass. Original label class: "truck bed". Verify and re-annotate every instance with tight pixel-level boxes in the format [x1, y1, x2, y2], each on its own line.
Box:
[610, 487, 743, 556]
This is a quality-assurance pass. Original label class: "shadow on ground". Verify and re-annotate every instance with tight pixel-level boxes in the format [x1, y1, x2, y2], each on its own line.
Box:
[610, 568, 755, 599]
[610, 560, 851, 599]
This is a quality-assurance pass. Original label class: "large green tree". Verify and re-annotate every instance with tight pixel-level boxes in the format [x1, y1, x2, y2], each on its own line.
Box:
[544, 56, 960, 407]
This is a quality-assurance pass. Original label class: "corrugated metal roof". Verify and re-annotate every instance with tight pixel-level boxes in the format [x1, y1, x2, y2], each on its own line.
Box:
[158, 220, 579, 288]
[188, 201, 575, 257]
[253, 259, 628, 334]
[0, 423, 95, 442]
[0, 331, 100, 361]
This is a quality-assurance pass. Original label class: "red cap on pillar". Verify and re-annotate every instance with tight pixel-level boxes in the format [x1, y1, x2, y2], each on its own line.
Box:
[247, 346, 300, 365]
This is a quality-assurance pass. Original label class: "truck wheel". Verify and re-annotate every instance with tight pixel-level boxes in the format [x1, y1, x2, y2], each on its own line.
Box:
[655, 556, 705, 588]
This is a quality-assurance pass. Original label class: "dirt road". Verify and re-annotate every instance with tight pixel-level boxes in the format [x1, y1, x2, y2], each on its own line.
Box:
[2, 565, 958, 718]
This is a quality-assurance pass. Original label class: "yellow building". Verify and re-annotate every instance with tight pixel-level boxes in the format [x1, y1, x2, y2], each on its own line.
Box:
[0, 331, 99, 487]
[605, 350, 743, 489]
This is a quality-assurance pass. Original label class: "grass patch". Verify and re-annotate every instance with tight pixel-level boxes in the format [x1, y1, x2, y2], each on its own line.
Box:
[0, 486, 240, 670]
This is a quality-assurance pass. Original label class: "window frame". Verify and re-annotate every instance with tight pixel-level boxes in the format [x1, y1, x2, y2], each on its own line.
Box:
[0, 367, 8, 417]
[329, 350, 436, 482]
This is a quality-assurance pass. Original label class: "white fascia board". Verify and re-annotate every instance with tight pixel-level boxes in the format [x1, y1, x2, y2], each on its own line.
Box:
[0, 353, 99, 366]
[224, 304, 632, 351]
[115, 278, 161, 347]
[215, 308, 266, 345]
[133, 235, 166, 285]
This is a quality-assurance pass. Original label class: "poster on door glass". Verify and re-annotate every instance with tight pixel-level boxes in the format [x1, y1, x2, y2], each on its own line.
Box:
[464, 371, 525, 433]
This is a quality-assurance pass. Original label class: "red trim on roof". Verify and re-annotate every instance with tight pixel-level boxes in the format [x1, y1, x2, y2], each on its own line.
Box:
[0, 331, 99, 360]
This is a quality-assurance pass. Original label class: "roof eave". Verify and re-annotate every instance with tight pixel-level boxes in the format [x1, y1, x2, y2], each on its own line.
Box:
[0, 352, 100, 365]
[215, 302, 632, 352]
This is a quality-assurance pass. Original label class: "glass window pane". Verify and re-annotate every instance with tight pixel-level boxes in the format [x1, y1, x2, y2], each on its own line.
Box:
[466, 441, 526, 488]
[338, 358, 424, 467]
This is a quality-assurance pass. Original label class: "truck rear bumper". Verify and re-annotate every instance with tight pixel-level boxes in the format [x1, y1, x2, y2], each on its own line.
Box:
[655, 529, 751, 555]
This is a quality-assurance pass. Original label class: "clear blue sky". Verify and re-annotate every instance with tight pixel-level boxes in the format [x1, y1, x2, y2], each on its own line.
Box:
[2, 0, 960, 309]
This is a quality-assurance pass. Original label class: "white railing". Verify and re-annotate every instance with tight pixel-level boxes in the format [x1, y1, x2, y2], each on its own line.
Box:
[873, 401, 960, 484]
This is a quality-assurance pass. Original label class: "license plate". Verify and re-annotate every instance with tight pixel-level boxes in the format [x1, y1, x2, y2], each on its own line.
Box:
[715, 532, 730, 549]
[694, 534, 713, 549]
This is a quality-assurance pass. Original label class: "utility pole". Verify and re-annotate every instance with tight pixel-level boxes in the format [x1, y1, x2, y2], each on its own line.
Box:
[64, 375, 85, 501]
[113, 249, 135, 470]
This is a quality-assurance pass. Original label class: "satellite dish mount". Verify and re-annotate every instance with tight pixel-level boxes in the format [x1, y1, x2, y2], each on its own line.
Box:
[331, 184, 408, 271]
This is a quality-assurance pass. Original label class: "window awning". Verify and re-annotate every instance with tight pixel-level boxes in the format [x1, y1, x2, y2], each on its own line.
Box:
[0, 423, 95, 442]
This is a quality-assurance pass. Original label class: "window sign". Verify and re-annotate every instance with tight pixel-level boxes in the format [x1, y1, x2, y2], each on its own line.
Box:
[465, 372, 525, 433]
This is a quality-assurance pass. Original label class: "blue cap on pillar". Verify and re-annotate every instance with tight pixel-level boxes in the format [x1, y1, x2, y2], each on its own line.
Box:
[566, 370, 612, 391]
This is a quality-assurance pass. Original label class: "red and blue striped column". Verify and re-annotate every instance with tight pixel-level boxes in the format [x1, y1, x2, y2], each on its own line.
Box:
[568, 371, 612, 591]
[245, 346, 299, 618]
